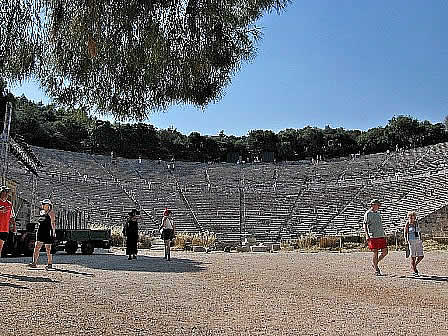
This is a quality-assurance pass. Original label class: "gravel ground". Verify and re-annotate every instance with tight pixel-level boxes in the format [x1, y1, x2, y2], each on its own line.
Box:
[1, 249, 448, 336]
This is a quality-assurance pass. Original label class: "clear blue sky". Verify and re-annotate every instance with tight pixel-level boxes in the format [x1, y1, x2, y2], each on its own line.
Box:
[10, 0, 448, 136]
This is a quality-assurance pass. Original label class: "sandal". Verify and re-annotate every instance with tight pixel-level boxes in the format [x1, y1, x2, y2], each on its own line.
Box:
[28, 263, 37, 268]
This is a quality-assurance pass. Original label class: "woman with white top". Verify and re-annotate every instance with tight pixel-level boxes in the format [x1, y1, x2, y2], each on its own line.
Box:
[404, 211, 424, 276]
[160, 209, 175, 261]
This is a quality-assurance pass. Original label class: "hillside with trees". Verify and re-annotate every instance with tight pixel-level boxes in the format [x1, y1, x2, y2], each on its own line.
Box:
[1, 84, 447, 163]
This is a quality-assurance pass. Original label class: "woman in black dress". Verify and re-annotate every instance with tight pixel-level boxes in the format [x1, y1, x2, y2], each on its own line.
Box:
[29, 199, 56, 270]
[123, 209, 139, 260]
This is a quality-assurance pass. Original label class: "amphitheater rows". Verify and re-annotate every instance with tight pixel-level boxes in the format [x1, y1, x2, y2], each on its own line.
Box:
[6, 142, 448, 243]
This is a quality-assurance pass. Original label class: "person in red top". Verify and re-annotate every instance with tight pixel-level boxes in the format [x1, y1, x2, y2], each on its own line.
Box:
[0, 185, 16, 257]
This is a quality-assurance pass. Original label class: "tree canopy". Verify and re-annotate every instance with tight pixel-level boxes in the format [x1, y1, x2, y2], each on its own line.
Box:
[0, 0, 290, 120]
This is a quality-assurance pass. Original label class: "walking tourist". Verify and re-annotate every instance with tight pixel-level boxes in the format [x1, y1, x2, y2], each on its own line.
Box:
[404, 211, 424, 276]
[363, 199, 388, 276]
[123, 209, 139, 260]
[29, 199, 56, 270]
[160, 209, 175, 261]
[0, 186, 15, 257]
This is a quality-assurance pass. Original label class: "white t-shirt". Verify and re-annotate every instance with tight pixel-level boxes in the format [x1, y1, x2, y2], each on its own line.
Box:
[163, 217, 173, 230]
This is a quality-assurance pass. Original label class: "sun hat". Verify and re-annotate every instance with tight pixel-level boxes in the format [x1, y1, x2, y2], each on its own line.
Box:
[41, 199, 53, 206]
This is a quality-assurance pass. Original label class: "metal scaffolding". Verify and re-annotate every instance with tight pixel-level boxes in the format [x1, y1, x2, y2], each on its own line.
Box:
[1, 102, 13, 185]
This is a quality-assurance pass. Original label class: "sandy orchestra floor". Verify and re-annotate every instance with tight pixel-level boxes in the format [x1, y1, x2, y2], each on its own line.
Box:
[1, 249, 447, 336]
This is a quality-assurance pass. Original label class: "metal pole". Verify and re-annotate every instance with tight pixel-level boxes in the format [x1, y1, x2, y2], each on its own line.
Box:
[1, 102, 13, 185]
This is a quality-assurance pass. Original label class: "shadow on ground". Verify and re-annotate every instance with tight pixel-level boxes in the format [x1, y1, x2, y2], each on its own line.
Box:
[0, 273, 58, 283]
[55, 254, 208, 273]
[399, 274, 448, 282]
[1, 253, 207, 273]
[0, 282, 28, 289]
[50, 267, 95, 277]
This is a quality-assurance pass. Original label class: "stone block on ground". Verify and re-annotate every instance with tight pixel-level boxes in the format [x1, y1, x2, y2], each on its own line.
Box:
[282, 246, 294, 251]
[193, 245, 206, 252]
[250, 245, 268, 252]
[237, 245, 250, 252]
[271, 243, 281, 252]
[264, 243, 273, 250]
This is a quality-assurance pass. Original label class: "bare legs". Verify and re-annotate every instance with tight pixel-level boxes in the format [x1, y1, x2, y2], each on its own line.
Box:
[164, 240, 171, 261]
[372, 247, 388, 274]
[45, 244, 53, 266]
[30, 241, 42, 266]
[0, 240, 4, 257]
[30, 242, 53, 267]
[411, 256, 424, 274]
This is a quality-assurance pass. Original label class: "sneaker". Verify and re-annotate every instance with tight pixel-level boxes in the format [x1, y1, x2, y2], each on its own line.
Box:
[28, 263, 37, 268]
[375, 266, 382, 276]
[132, 255, 137, 260]
[128, 256, 132, 260]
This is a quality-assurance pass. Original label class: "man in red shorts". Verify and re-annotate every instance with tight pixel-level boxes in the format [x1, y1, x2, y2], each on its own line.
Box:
[363, 199, 388, 276]
[0, 185, 16, 257]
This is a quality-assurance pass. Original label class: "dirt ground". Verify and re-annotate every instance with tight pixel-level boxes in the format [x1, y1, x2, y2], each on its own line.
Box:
[1, 248, 447, 336]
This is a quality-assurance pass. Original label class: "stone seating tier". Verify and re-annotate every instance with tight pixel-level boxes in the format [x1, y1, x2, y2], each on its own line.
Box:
[5, 142, 448, 242]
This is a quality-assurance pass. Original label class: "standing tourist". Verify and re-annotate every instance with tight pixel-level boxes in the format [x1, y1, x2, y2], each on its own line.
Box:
[363, 199, 388, 276]
[160, 209, 175, 261]
[0, 186, 15, 257]
[29, 199, 56, 270]
[404, 211, 424, 276]
[123, 209, 139, 260]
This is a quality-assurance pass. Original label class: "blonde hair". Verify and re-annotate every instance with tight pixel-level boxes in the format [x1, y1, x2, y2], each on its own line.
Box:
[407, 211, 417, 218]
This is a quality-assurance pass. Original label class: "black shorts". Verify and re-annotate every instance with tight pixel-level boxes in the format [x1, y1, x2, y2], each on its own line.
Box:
[162, 229, 174, 241]
[0, 232, 8, 242]
[36, 232, 53, 245]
